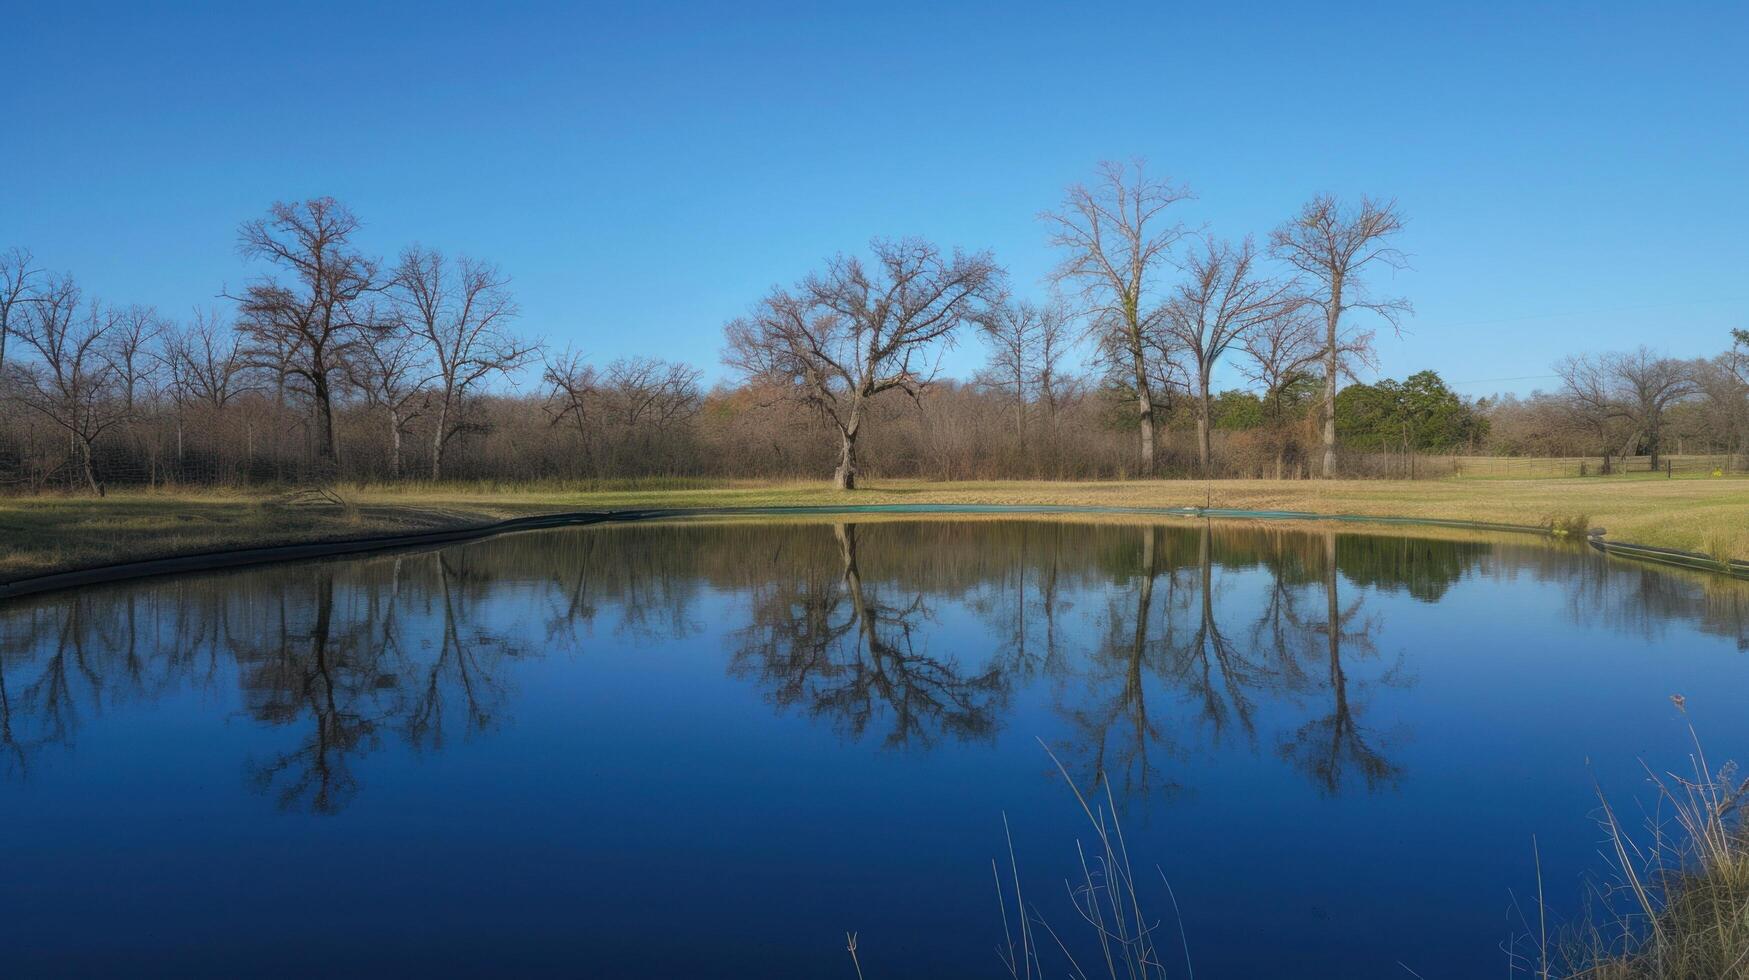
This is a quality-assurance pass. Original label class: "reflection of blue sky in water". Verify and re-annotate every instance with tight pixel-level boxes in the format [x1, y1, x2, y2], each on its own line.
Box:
[2, 521, 1745, 977]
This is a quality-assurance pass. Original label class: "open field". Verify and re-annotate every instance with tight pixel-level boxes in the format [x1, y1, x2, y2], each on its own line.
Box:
[3, 476, 1748, 582]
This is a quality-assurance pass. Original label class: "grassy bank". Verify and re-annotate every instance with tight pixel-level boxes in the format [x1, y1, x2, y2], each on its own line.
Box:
[3, 475, 1748, 582]
[1558, 728, 1749, 979]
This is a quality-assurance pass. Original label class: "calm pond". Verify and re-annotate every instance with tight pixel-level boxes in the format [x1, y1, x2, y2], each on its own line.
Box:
[3, 519, 1746, 977]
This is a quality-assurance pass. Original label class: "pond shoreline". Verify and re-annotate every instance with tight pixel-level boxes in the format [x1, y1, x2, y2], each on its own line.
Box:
[4, 502, 1744, 602]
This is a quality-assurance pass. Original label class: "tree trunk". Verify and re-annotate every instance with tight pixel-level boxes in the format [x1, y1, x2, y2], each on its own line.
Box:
[431, 393, 450, 481]
[1322, 278, 1343, 478]
[77, 436, 102, 496]
[312, 375, 339, 466]
[1618, 429, 1642, 468]
[1197, 371, 1213, 474]
[1132, 341, 1155, 477]
[834, 417, 860, 491]
[388, 409, 403, 479]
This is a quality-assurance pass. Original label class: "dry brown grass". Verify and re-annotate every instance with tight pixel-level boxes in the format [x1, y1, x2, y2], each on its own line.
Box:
[1560, 727, 1749, 979]
[3, 475, 1747, 581]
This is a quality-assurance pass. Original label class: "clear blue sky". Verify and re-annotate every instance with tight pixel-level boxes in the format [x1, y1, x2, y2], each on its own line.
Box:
[6, 1, 1745, 397]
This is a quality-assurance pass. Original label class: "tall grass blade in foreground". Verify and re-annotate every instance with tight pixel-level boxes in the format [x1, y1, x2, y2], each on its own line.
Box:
[990, 738, 1189, 979]
[1550, 718, 1749, 978]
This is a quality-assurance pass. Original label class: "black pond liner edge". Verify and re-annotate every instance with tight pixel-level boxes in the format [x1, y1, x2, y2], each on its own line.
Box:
[2, 504, 1743, 603]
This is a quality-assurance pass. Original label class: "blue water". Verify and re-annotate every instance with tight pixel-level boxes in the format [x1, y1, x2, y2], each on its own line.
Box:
[1, 520, 1745, 977]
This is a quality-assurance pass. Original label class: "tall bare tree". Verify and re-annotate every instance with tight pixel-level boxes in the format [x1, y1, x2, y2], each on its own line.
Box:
[1557, 347, 1698, 470]
[540, 346, 599, 469]
[1612, 348, 1699, 469]
[346, 305, 430, 478]
[976, 299, 1047, 450]
[106, 305, 163, 415]
[233, 198, 381, 466]
[1164, 237, 1298, 471]
[158, 309, 254, 468]
[0, 247, 41, 381]
[725, 238, 1004, 489]
[1042, 161, 1191, 475]
[392, 247, 532, 480]
[1239, 303, 1327, 478]
[1035, 300, 1077, 424]
[1554, 353, 1634, 471]
[164, 308, 254, 412]
[1270, 196, 1410, 477]
[600, 356, 703, 434]
[8, 277, 128, 492]
[1692, 347, 1749, 460]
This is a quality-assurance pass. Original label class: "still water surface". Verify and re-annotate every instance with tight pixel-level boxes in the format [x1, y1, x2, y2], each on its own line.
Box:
[3, 519, 1747, 977]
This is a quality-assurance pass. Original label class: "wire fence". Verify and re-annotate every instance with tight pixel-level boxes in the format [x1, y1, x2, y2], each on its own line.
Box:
[3, 420, 1746, 492]
[1347, 452, 1749, 480]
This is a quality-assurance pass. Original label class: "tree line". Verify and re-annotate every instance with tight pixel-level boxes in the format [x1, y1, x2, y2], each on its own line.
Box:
[2, 163, 1744, 493]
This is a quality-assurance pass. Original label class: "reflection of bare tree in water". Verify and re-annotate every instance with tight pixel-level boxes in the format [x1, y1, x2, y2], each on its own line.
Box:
[405, 555, 519, 750]
[240, 554, 525, 811]
[1064, 524, 1301, 797]
[0, 597, 108, 779]
[1059, 526, 1177, 797]
[0, 655, 18, 776]
[245, 576, 381, 814]
[1162, 524, 1288, 745]
[1277, 531, 1406, 795]
[1247, 543, 1318, 694]
[1, 591, 216, 778]
[967, 525, 1075, 683]
[728, 523, 1008, 748]
[540, 533, 600, 644]
[1057, 524, 1407, 800]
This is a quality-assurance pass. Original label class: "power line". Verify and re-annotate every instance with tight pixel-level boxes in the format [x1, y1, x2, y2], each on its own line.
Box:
[1445, 373, 1561, 386]
[1417, 297, 1745, 333]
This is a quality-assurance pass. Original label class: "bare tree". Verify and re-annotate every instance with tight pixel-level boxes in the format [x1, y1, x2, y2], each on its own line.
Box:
[1692, 350, 1749, 460]
[1270, 196, 1410, 477]
[346, 305, 430, 478]
[1613, 348, 1699, 469]
[1554, 352, 1634, 471]
[164, 308, 254, 412]
[541, 346, 599, 470]
[975, 299, 1046, 449]
[158, 309, 253, 468]
[0, 247, 41, 380]
[1042, 161, 1191, 475]
[1163, 237, 1298, 471]
[1239, 303, 1327, 478]
[233, 198, 382, 466]
[600, 356, 702, 433]
[392, 247, 532, 480]
[1035, 300, 1077, 425]
[8, 276, 129, 492]
[106, 305, 163, 415]
[1719, 329, 1749, 457]
[724, 238, 1004, 489]
[1557, 348, 1698, 470]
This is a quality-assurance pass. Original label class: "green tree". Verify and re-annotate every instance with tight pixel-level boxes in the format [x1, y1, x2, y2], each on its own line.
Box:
[1336, 370, 1484, 451]
[1211, 389, 1264, 431]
